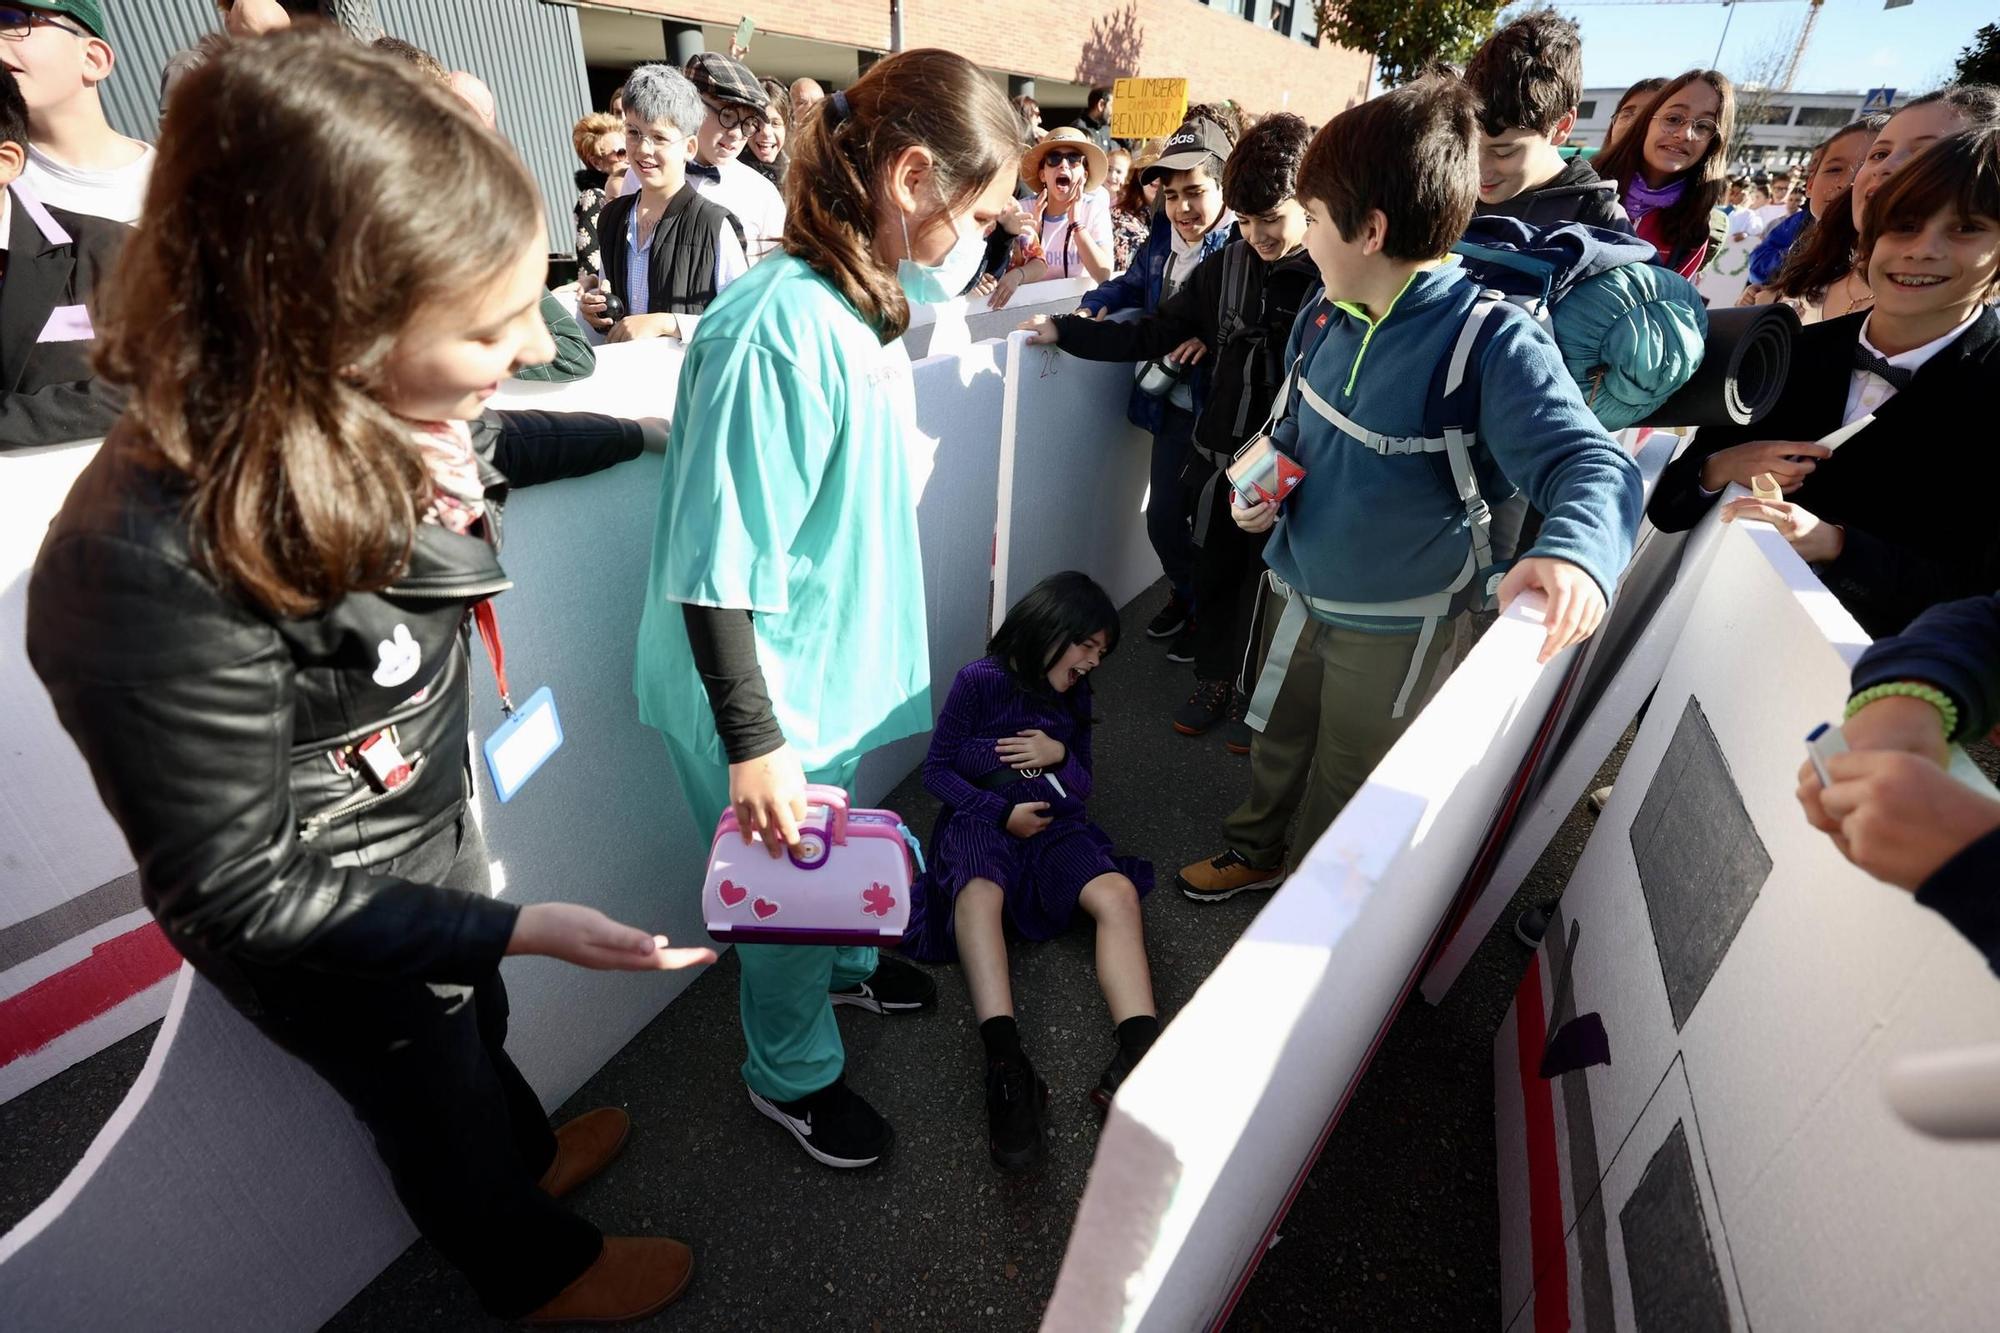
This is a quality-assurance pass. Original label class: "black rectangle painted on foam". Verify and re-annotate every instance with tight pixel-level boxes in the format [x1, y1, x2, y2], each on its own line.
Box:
[1620, 1119, 1731, 1333]
[1629, 696, 1772, 1030]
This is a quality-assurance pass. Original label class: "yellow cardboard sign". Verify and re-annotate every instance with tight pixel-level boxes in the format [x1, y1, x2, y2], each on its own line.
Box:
[1110, 78, 1189, 141]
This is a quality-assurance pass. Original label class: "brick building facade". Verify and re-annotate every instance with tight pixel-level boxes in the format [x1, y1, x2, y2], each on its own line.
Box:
[587, 0, 1376, 125]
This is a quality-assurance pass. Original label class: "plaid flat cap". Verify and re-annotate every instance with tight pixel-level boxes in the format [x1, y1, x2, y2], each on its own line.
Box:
[684, 51, 765, 110]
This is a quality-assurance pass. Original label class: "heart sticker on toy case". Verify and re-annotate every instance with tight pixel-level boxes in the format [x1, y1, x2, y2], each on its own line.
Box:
[718, 879, 747, 908]
[751, 897, 780, 921]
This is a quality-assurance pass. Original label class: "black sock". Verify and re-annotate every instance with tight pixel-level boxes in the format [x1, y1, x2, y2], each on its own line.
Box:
[981, 1015, 1022, 1061]
[1116, 1014, 1160, 1060]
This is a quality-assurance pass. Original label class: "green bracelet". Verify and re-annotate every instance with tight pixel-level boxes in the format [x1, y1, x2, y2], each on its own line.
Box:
[1844, 682, 1959, 741]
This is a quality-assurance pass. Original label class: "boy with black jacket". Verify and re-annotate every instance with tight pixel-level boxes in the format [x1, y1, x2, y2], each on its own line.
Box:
[1465, 12, 1631, 233]
[1023, 113, 1318, 748]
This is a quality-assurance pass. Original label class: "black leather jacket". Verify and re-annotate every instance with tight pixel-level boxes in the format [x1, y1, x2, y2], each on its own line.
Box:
[26, 410, 647, 1003]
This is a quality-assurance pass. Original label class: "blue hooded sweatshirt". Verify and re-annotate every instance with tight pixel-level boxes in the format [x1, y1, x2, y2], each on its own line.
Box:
[1262, 262, 1643, 623]
[1079, 210, 1233, 433]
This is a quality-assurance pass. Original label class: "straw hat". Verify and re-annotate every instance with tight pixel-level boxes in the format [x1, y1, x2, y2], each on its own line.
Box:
[1020, 127, 1109, 193]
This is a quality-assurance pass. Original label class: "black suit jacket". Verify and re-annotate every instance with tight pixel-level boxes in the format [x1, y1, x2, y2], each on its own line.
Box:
[0, 189, 129, 450]
[1649, 308, 2000, 637]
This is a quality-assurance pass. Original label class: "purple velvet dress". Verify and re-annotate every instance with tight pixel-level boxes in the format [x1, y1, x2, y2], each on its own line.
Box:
[902, 657, 1153, 963]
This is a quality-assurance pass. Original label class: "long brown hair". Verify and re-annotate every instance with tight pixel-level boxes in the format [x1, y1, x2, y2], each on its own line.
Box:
[96, 27, 543, 618]
[781, 48, 1018, 342]
[1593, 69, 1735, 258]
[1772, 119, 1887, 301]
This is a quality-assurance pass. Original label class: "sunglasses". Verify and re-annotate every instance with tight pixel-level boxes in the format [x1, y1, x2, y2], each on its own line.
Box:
[1045, 151, 1087, 168]
[0, 6, 87, 39]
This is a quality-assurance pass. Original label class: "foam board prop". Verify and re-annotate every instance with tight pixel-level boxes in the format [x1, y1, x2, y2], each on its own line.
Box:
[0, 444, 172, 1106]
[494, 336, 683, 420]
[1640, 304, 1798, 430]
[902, 275, 1092, 362]
[1045, 591, 1581, 1333]
[1495, 521, 2000, 1333]
[993, 329, 1161, 636]
[0, 967, 414, 1332]
[1421, 429, 1711, 1004]
[854, 342, 1008, 799]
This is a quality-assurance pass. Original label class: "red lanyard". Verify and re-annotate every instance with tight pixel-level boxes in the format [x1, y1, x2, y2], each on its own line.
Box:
[472, 600, 514, 716]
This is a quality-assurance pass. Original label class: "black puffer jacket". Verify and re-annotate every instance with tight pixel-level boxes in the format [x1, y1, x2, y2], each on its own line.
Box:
[26, 409, 647, 1006]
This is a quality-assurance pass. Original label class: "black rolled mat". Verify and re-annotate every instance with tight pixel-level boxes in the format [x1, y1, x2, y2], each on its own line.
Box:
[1639, 302, 1800, 429]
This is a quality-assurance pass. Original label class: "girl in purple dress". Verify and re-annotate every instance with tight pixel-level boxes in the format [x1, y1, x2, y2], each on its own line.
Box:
[905, 571, 1157, 1171]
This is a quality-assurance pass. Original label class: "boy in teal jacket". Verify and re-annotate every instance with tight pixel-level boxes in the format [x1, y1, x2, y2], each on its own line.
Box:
[1179, 75, 1644, 902]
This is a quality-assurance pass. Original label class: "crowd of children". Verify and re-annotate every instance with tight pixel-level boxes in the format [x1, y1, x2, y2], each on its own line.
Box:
[12, 3, 2000, 1325]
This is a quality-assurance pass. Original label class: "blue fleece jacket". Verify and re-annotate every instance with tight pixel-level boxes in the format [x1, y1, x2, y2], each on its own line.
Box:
[1262, 263, 1643, 618]
[1747, 207, 1811, 286]
[1079, 211, 1233, 433]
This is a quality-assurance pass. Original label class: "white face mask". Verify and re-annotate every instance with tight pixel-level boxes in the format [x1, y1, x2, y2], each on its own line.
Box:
[897, 186, 986, 304]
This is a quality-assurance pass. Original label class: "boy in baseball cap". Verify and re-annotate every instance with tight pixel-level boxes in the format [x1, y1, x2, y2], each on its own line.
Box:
[5, 2, 154, 222]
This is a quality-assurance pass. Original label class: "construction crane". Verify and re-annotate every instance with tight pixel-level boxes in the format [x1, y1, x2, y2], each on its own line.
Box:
[1560, 0, 1827, 91]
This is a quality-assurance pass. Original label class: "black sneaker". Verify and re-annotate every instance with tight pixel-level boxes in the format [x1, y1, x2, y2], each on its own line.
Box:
[749, 1078, 894, 1169]
[831, 955, 937, 1014]
[1165, 623, 1197, 664]
[1514, 906, 1549, 948]
[1091, 1038, 1156, 1114]
[1221, 689, 1253, 755]
[1146, 594, 1191, 640]
[986, 1054, 1048, 1172]
[1172, 679, 1232, 736]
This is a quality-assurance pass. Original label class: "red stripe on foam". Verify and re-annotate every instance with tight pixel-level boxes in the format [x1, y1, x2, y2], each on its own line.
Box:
[1515, 951, 1570, 1332]
[0, 922, 183, 1066]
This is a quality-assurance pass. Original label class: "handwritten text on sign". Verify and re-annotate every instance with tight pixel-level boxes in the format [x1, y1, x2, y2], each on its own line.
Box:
[1110, 78, 1190, 141]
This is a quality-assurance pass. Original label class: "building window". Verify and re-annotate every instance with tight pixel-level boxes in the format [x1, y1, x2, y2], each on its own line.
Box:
[1745, 103, 1795, 126]
[1576, 99, 1596, 120]
[1270, 0, 1294, 34]
[1795, 105, 1857, 128]
[1207, 0, 1246, 15]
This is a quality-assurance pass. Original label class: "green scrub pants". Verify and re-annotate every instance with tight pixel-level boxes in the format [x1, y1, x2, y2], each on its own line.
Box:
[663, 737, 878, 1104]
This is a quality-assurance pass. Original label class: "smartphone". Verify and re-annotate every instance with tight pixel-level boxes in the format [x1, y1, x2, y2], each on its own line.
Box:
[734, 16, 756, 51]
[1805, 722, 1848, 787]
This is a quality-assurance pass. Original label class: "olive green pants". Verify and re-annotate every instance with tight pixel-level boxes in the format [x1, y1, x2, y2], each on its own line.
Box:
[1223, 593, 1461, 871]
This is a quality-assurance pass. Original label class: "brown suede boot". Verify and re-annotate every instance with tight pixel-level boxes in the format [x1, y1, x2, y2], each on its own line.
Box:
[537, 1107, 631, 1199]
[521, 1237, 694, 1325]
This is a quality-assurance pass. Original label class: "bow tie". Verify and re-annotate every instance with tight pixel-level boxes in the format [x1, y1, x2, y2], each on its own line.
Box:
[1853, 344, 1914, 392]
[687, 162, 722, 183]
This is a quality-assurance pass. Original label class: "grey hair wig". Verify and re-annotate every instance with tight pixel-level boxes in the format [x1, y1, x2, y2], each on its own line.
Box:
[622, 63, 703, 138]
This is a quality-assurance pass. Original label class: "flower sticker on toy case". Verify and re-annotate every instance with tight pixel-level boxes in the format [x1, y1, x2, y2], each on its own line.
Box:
[862, 882, 897, 918]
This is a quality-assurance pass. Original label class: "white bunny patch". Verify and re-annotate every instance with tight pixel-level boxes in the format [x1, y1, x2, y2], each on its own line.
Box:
[373, 623, 422, 687]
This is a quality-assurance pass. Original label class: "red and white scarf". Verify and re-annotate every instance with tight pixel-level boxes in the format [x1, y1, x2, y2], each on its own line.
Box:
[411, 419, 486, 536]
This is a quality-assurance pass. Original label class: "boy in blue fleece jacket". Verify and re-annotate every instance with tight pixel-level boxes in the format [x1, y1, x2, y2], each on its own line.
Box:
[1799, 593, 2000, 974]
[1178, 74, 1644, 903]
[1076, 115, 1237, 647]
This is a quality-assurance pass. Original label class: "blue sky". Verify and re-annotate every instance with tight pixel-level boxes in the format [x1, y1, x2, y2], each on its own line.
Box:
[1532, 0, 1990, 97]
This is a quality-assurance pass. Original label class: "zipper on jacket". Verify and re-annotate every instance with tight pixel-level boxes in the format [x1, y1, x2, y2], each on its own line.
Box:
[1327, 255, 1462, 397]
[384, 577, 513, 600]
[297, 752, 428, 844]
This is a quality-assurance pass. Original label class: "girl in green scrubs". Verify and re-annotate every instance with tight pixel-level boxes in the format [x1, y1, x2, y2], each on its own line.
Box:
[635, 49, 1023, 1168]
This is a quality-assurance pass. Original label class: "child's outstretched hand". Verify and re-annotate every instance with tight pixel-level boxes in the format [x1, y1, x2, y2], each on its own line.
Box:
[1006, 802, 1053, 839]
[1020, 315, 1059, 345]
[1497, 557, 1607, 664]
[997, 729, 1065, 769]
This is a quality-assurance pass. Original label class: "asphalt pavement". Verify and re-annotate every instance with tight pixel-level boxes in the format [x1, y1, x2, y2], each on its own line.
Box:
[1, 580, 1614, 1331]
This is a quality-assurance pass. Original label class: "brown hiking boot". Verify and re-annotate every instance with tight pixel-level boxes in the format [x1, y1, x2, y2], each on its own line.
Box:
[522, 1236, 694, 1324]
[1177, 849, 1286, 903]
[537, 1107, 631, 1199]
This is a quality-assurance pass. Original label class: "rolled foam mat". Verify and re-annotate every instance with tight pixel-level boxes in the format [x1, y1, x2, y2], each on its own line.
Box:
[1639, 301, 1800, 429]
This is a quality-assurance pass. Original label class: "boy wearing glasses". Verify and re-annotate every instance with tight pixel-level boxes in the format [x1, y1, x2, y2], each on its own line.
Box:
[4, 1, 151, 223]
[682, 51, 785, 263]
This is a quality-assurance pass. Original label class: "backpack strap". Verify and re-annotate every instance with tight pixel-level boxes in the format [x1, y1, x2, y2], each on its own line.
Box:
[1436, 288, 1510, 588]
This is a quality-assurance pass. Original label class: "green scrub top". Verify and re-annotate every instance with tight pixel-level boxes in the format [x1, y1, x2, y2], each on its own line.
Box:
[634, 253, 932, 773]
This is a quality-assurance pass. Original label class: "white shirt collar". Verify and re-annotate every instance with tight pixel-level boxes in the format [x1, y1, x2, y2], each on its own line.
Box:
[0, 186, 11, 255]
[1857, 309, 1981, 375]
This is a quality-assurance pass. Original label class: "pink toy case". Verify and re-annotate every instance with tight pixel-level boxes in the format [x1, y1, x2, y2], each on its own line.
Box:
[701, 785, 921, 946]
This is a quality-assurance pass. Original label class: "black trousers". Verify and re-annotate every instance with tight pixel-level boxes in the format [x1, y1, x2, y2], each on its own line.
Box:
[1190, 484, 1270, 687]
[239, 817, 602, 1318]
